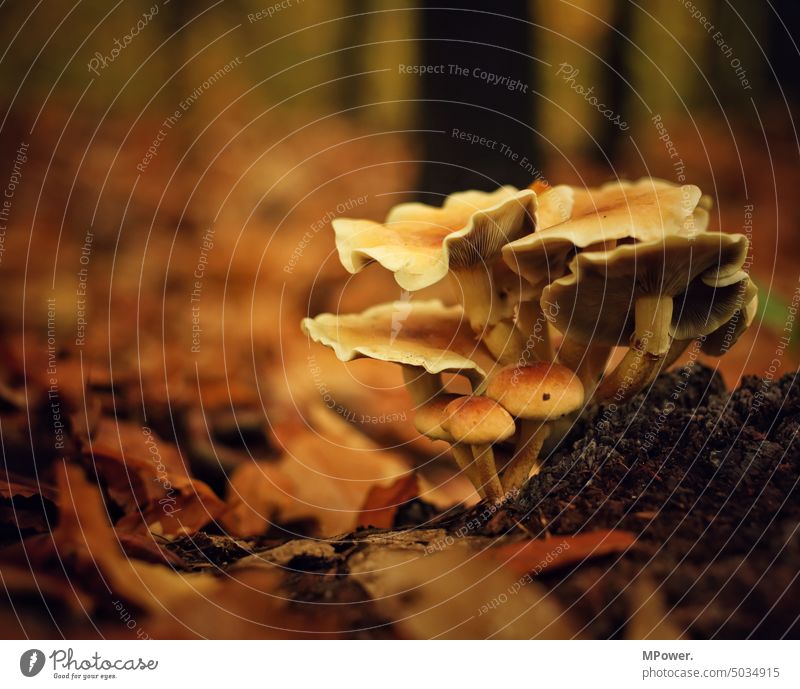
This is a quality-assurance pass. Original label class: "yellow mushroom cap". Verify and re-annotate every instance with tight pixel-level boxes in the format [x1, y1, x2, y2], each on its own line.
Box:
[503, 178, 705, 291]
[333, 186, 537, 291]
[413, 393, 462, 441]
[485, 363, 585, 420]
[300, 299, 497, 380]
[441, 396, 516, 445]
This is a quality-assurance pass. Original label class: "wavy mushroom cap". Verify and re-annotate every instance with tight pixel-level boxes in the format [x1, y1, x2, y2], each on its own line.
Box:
[527, 183, 574, 229]
[503, 178, 705, 290]
[543, 232, 751, 347]
[413, 393, 463, 441]
[300, 299, 498, 380]
[332, 186, 537, 291]
[485, 363, 584, 420]
[441, 396, 516, 445]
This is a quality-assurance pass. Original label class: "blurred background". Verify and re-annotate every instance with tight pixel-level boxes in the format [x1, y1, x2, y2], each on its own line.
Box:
[1, 2, 800, 632]
[1, 1, 798, 374]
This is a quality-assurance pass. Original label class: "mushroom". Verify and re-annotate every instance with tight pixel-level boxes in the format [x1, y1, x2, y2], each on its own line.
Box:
[440, 396, 516, 502]
[645, 267, 756, 374]
[637, 283, 757, 387]
[301, 299, 498, 404]
[503, 179, 707, 380]
[332, 185, 573, 361]
[503, 178, 706, 294]
[413, 393, 486, 498]
[485, 363, 584, 493]
[543, 232, 751, 403]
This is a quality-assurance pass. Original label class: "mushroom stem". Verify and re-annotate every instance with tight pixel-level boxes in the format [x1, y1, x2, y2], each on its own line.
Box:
[636, 294, 674, 357]
[452, 266, 516, 362]
[593, 295, 673, 403]
[662, 337, 692, 368]
[558, 336, 612, 392]
[641, 337, 692, 388]
[401, 365, 442, 405]
[451, 444, 486, 499]
[453, 265, 493, 332]
[516, 301, 553, 362]
[502, 421, 551, 493]
[470, 443, 505, 503]
[592, 345, 657, 403]
[482, 319, 526, 364]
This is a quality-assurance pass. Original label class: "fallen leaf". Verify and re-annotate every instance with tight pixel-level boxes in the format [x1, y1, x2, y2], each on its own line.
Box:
[356, 473, 419, 529]
[84, 419, 226, 536]
[0, 471, 57, 501]
[26, 460, 220, 614]
[486, 529, 637, 576]
[223, 404, 410, 537]
[0, 471, 57, 530]
[144, 567, 342, 639]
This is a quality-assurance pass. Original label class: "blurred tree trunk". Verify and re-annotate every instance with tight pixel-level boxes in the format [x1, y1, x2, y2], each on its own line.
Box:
[418, 1, 537, 196]
[534, 0, 617, 167]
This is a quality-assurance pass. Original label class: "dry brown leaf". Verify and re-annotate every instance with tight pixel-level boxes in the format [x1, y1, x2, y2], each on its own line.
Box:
[223, 404, 410, 538]
[486, 529, 637, 575]
[85, 419, 226, 536]
[356, 473, 419, 529]
[0, 562, 94, 616]
[221, 461, 297, 536]
[0, 471, 56, 530]
[0, 471, 57, 500]
[144, 567, 341, 639]
[12, 461, 322, 638]
[35, 461, 220, 614]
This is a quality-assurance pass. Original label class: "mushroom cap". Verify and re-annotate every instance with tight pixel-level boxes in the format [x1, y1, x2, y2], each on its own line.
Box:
[485, 363, 585, 420]
[700, 284, 759, 356]
[528, 183, 574, 229]
[503, 178, 705, 291]
[301, 299, 497, 379]
[413, 393, 462, 441]
[543, 232, 750, 346]
[333, 186, 537, 291]
[441, 396, 516, 445]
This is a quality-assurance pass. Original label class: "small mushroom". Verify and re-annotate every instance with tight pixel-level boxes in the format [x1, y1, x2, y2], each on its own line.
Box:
[544, 232, 751, 402]
[440, 396, 516, 502]
[414, 393, 485, 498]
[485, 363, 584, 493]
[301, 299, 498, 404]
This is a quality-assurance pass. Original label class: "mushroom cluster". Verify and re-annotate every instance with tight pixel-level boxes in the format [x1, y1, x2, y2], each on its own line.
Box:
[301, 178, 755, 502]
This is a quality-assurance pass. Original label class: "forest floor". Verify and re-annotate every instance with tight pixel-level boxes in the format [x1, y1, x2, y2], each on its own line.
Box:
[3, 365, 797, 639]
